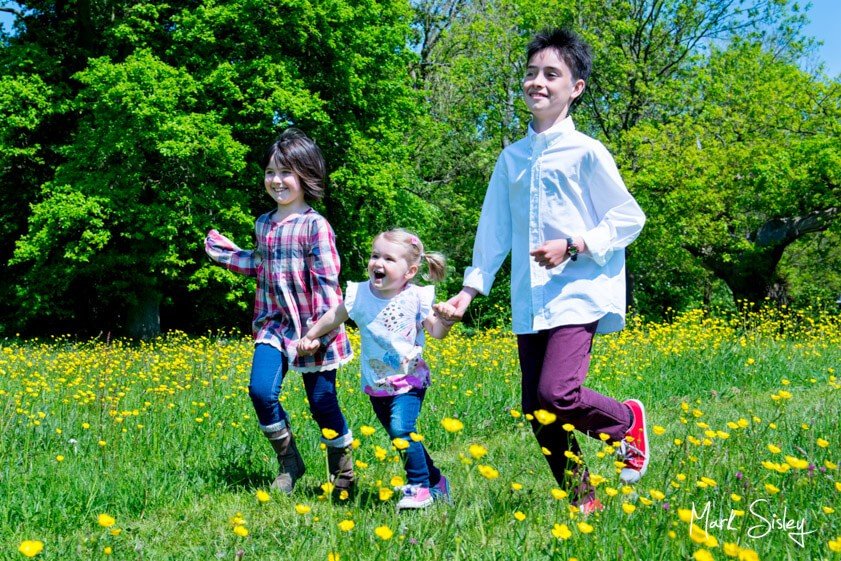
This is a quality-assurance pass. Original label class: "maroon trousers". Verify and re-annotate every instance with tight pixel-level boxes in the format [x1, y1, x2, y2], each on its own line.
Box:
[517, 321, 632, 503]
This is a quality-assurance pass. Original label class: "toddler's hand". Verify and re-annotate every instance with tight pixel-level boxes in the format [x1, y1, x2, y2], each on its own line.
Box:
[297, 336, 321, 356]
[433, 302, 459, 325]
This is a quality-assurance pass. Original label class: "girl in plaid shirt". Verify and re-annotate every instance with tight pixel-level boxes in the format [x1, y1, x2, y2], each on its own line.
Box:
[205, 128, 355, 496]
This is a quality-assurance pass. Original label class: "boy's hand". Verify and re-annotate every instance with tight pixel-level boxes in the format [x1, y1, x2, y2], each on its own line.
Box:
[297, 336, 321, 356]
[433, 302, 459, 326]
[440, 288, 478, 321]
[530, 239, 569, 268]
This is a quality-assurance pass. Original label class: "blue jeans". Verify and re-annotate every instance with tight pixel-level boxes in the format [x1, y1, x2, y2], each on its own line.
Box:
[249, 344, 350, 443]
[370, 388, 441, 487]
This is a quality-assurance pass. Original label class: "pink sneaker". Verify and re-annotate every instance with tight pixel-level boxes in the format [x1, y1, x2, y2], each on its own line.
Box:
[430, 475, 452, 504]
[396, 484, 434, 510]
[578, 497, 604, 517]
[618, 399, 649, 484]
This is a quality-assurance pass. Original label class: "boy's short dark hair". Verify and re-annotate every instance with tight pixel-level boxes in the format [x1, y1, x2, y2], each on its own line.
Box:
[261, 127, 327, 200]
[526, 28, 592, 84]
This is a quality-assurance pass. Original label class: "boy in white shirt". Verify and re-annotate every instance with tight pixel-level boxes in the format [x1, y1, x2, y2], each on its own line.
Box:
[437, 28, 649, 514]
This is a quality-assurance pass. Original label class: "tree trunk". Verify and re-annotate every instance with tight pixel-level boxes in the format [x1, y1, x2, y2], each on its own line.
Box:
[126, 290, 161, 340]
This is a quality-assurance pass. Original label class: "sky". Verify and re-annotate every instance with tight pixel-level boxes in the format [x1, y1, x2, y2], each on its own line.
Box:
[1, 0, 839, 76]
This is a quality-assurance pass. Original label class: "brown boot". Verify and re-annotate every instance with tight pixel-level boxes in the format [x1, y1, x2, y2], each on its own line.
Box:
[327, 445, 355, 498]
[265, 429, 305, 494]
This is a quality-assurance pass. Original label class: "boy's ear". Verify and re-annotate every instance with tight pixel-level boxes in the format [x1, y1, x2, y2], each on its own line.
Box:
[405, 264, 419, 280]
[571, 79, 586, 99]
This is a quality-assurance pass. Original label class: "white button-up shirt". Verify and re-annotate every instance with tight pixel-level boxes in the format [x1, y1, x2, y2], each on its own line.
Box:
[463, 117, 646, 334]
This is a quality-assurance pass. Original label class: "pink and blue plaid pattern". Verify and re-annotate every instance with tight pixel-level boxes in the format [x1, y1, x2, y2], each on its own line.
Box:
[206, 208, 353, 372]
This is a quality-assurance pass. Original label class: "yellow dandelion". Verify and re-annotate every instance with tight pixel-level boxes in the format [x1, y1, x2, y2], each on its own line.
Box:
[550, 488, 568, 500]
[109, 528, 121, 537]
[392, 437, 409, 450]
[829, 537, 841, 553]
[321, 428, 339, 440]
[650, 489, 665, 501]
[374, 525, 394, 540]
[360, 425, 376, 436]
[766, 443, 781, 454]
[295, 504, 311, 515]
[514, 511, 526, 521]
[478, 465, 500, 479]
[55, 455, 64, 462]
[784, 455, 809, 469]
[622, 503, 636, 514]
[541, 447, 552, 456]
[328, 553, 340, 561]
[722, 542, 740, 557]
[822, 506, 835, 514]
[510, 409, 522, 419]
[826, 460, 838, 470]
[409, 432, 424, 442]
[738, 548, 759, 561]
[552, 523, 572, 540]
[103, 547, 112, 555]
[764, 483, 780, 495]
[441, 418, 464, 433]
[321, 482, 335, 495]
[534, 409, 557, 425]
[469, 444, 488, 459]
[817, 438, 829, 448]
[233, 525, 248, 537]
[97, 514, 116, 528]
[378, 488, 394, 501]
[835, 481, 841, 492]
[678, 509, 693, 523]
[355, 460, 369, 469]
[374, 446, 387, 461]
[693, 549, 713, 561]
[653, 425, 666, 435]
[511, 482, 523, 491]
[731, 494, 742, 502]
[338, 520, 355, 532]
[562, 423, 575, 432]
[577, 521, 594, 534]
[390, 476, 404, 488]
[255, 490, 270, 503]
[18, 540, 44, 558]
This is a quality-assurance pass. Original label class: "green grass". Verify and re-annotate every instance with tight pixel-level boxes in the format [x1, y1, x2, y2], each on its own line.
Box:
[1, 308, 839, 560]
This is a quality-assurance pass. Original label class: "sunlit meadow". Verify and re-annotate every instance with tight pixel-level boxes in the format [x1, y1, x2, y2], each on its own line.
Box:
[2, 306, 839, 560]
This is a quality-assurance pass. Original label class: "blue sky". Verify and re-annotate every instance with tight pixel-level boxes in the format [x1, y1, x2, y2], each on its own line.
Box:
[1, 1, 839, 75]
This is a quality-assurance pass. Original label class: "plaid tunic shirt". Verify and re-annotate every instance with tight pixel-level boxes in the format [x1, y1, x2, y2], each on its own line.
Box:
[205, 208, 353, 372]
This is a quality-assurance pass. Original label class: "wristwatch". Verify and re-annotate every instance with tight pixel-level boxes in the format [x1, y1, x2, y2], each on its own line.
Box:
[565, 237, 579, 261]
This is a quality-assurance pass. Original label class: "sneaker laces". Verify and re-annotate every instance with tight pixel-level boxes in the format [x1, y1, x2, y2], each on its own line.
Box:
[616, 440, 644, 461]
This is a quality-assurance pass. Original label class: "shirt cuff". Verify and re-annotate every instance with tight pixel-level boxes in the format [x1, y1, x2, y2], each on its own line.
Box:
[581, 227, 613, 267]
[463, 266, 494, 296]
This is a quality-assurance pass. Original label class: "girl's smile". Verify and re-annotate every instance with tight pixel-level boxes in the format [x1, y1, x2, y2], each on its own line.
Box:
[368, 238, 418, 299]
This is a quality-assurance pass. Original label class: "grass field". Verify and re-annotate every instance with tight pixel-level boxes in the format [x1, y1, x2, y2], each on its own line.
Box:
[1, 307, 839, 560]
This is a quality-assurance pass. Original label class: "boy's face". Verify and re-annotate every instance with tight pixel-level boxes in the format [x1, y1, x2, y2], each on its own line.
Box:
[523, 48, 585, 129]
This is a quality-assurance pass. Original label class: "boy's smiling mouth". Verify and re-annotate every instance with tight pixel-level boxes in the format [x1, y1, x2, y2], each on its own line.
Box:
[373, 270, 386, 280]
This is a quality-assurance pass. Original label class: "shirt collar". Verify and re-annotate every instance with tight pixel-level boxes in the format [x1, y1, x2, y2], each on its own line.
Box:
[527, 117, 576, 147]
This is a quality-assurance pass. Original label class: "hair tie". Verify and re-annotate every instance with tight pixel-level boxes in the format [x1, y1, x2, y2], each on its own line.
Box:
[420, 252, 426, 259]
[408, 235, 420, 246]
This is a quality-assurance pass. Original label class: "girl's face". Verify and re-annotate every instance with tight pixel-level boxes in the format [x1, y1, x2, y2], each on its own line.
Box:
[367, 237, 418, 299]
[264, 157, 306, 213]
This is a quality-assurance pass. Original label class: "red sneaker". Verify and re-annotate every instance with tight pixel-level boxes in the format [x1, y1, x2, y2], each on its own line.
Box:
[618, 399, 649, 484]
[578, 497, 604, 517]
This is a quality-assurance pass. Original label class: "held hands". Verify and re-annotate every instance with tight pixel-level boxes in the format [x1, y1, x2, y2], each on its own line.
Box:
[433, 302, 459, 326]
[296, 336, 321, 357]
[434, 288, 477, 323]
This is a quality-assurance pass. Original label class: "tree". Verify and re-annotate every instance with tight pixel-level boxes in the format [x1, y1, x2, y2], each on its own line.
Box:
[623, 41, 840, 306]
[4, 0, 425, 336]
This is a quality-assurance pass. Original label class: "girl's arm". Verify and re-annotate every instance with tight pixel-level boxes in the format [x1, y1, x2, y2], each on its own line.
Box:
[298, 304, 349, 356]
[305, 219, 345, 346]
[205, 229, 259, 277]
[423, 303, 457, 340]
